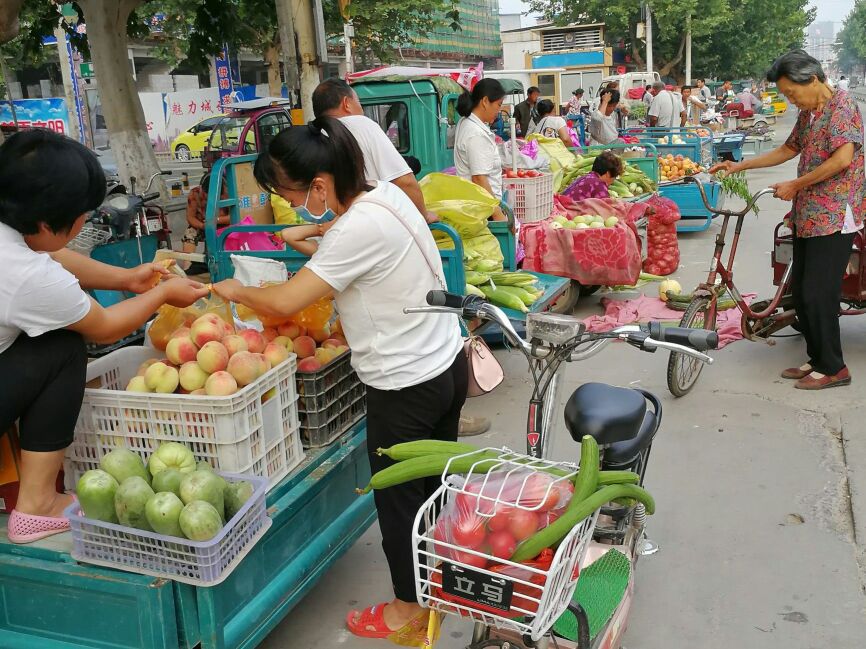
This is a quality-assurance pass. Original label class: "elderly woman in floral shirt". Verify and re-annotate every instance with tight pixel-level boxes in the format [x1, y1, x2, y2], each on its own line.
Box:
[712, 49, 864, 390]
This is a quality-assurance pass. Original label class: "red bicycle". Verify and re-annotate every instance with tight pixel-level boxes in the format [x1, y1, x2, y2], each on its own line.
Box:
[666, 176, 866, 397]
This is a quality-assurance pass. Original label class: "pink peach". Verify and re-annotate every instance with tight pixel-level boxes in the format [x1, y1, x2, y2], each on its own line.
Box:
[179, 361, 209, 391]
[273, 336, 293, 353]
[205, 371, 238, 396]
[190, 314, 224, 347]
[263, 343, 289, 369]
[321, 338, 344, 350]
[223, 334, 248, 357]
[227, 351, 260, 387]
[309, 325, 331, 343]
[297, 357, 323, 373]
[136, 358, 160, 377]
[166, 336, 199, 366]
[292, 335, 317, 359]
[239, 329, 267, 354]
[277, 322, 305, 339]
[197, 341, 229, 373]
[253, 353, 271, 376]
[171, 327, 191, 340]
[262, 327, 278, 342]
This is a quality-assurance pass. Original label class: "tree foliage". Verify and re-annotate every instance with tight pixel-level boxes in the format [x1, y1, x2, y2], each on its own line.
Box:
[525, 0, 813, 81]
[835, 0, 866, 75]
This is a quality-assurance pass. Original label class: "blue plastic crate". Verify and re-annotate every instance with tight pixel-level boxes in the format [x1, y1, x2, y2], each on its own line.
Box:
[658, 182, 722, 232]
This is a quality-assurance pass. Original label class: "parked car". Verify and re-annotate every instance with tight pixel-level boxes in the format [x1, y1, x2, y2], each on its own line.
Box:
[171, 115, 225, 161]
[201, 98, 294, 169]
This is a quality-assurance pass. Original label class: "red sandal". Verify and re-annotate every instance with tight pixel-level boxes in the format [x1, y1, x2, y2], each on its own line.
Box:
[346, 602, 394, 639]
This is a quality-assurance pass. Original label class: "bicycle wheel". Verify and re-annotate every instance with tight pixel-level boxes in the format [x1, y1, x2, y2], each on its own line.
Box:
[666, 297, 714, 397]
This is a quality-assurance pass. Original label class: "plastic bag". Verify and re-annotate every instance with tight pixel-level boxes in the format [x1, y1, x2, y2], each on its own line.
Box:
[148, 295, 233, 350]
[429, 469, 574, 619]
[223, 216, 285, 252]
[420, 174, 499, 238]
[643, 196, 681, 276]
[387, 609, 441, 648]
[463, 232, 504, 272]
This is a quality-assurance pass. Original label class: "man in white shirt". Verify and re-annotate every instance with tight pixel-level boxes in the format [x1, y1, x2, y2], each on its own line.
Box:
[312, 78, 431, 222]
[647, 81, 684, 128]
[682, 86, 706, 124]
[838, 75, 850, 91]
[695, 78, 713, 103]
[589, 89, 621, 144]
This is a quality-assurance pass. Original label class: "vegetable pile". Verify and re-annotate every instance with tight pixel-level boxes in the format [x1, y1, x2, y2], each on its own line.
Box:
[643, 195, 681, 276]
[559, 150, 657, 197]
[76, 443, 254, 541]
[359, 438, 654, 567]
[465, 271, 544, 313]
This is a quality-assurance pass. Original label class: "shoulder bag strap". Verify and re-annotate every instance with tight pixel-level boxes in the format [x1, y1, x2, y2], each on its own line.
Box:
[354, 196, 447, 291]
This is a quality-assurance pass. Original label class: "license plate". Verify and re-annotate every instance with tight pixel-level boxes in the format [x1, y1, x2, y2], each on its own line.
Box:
[441, 561, 513, 611]
[147, 219, 163, 232]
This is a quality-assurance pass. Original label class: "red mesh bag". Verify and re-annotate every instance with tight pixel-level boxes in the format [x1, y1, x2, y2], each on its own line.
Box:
[642, 195, 681, 276]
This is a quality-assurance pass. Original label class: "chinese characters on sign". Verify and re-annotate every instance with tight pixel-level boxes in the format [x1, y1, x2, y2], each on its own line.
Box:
[0, 98, 71, 136]
[214, 46, 234, 110]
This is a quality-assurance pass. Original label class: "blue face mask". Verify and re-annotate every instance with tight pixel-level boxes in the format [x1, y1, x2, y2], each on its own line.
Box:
[294, 186, 337, 224]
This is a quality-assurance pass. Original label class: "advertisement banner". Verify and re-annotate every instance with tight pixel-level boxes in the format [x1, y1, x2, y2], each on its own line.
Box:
[140, 91, 168, 150]
[0, 98, 70, 134]
[163, 87, 222, 143]
[214, 46, 234, 110]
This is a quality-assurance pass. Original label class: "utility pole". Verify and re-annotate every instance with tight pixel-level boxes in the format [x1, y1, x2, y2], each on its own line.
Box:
[645, 3, 653, 75]
[685, 15, 692, 84]
[54, 25, 81, 142]
[276, 0, 319, 120]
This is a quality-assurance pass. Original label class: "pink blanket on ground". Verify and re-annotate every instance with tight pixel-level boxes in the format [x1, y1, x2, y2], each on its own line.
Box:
[582, 294, 755, 349]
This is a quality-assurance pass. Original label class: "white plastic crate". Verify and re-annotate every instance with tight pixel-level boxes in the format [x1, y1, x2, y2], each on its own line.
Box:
[66, 472, 271, 587]
[412, 449, 598, 642]
[503, 173, 555, 223]
[66, 347, 303, 491]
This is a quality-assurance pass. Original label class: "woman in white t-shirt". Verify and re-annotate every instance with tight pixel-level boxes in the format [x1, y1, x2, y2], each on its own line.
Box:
[212, 117, 466, 638]
[453, 78, 507, 220]
[0, 130, 209, 544]
[527, 99, 573, 147]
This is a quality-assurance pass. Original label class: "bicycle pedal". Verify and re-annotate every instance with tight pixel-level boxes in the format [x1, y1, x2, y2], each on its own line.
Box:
[639, 538, 659, 556]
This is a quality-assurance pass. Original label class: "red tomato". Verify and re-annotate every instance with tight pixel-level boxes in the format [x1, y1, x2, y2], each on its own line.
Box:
[432, 519, 454, 559]
[516, 474, 559, 512]
[487, 505, 513, 532]
[517, 169, 527, 178]
[452, 512, 488, 549]
[508, 509, 540, 541]
[487, 530, 518, 560]
[452, 549, 489, 570]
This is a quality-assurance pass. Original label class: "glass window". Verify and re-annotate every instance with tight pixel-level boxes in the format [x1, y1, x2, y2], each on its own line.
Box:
[208, 116, 254, 153]
[445, 97, 458, 149]
[258, 111, 293, 149]
[362, 102, 410, 153]
[197, 117, 223, 131]
[537, 74, 556, 98]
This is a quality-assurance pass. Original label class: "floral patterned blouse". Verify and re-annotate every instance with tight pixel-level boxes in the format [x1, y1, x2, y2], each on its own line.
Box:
[784, 90, 865, 238]
[564, 171, 609, 200]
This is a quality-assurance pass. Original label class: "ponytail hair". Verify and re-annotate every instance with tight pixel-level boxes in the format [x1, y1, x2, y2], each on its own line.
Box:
[254, 116, 372, 204]
[456, 78, 507, 118]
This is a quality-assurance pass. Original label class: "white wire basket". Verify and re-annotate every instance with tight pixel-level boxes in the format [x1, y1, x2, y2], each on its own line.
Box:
[412, 448, 599, 641]
[67, 224, 111, 254]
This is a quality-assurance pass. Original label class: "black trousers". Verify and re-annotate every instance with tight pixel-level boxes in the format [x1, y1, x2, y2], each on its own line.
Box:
[790, 231, 855, 376]
[366, 351, 468, 603]
[0, 330, 87, 451]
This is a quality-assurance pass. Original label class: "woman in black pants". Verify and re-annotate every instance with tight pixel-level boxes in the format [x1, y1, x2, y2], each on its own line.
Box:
[0, 130, 209, 543]
[711, 49, 865, 389]
[212, 116, 466, 636]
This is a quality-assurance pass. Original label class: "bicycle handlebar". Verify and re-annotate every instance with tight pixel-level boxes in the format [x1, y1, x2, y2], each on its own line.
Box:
[142, 192, 161, 203]
[681, 175, 775, 217]
[412, 291, 714, 364]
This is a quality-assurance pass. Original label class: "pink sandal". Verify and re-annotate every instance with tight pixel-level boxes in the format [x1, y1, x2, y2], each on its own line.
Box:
[7, 509, 71, 544]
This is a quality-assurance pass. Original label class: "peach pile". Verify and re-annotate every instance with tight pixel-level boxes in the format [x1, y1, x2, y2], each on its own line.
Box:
[127, 314, 292, 396]
[270, 318, 349, 373]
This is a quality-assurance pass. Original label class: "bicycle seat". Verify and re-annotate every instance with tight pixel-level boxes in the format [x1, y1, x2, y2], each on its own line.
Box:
[604, 390, 662, 467]
[564, 383, 646, 447]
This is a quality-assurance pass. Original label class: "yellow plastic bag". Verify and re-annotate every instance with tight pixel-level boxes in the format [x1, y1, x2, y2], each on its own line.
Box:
[386, 609, 441, 648]
[148, 295, 233, 350]
[421, 174, 499, 239]
[526, 135, 576, 190]
[463, 231, 503, 271]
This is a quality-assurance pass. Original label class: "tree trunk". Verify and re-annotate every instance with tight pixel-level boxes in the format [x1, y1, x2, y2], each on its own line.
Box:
[290, 0, 320, 120]
[658, 33, 688, 79]
[76, 0, 165, 195]
[264, 42, 282, 97]
[0, 0, 24, 44]
[629, 19, 644, 68]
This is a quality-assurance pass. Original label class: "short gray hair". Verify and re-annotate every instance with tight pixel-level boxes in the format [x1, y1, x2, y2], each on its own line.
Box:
[652, 81, 665, 91]
[766, 49, 826, 85]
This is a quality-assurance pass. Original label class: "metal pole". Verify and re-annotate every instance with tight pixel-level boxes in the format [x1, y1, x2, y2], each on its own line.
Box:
[685, 15, 692, 84]
[343, 22, 354, 74]
[646, 3, 653, 74]
[54, 26, 81, 141]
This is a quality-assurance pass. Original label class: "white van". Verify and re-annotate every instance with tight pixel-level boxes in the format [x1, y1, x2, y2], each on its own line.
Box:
[599, 71, 661, 103]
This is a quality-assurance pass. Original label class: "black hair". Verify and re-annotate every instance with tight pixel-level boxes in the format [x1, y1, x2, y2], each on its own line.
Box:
[536, 99, 556, 117]
[527, 86, 540, 95]
[0, 128, 106, 235]
[645, 84, 652, 91]
[592, 151, 624, 179]
[312, 77, 355, 118]
[254, 116, 372, 205]
[602, 88, 621, 105]
[723, 79, 733, 84]
[840, 75, 847, 80]
[573, 88, 584, 96]
[456, 78, 506, 118]
[681, 85, 692, 92]
[200, 172, 212, 193]
[696, 78, 705, 83]
[403, 155, 422, 175]
[766, 49, 826, 84]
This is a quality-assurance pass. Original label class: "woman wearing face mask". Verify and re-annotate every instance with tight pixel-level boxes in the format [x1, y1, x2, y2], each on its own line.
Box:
[211, 117, 466, 637]
[454, 78, 508, 221]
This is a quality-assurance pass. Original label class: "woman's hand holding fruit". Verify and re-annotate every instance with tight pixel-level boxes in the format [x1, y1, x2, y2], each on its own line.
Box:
[159, 277, 211, 308]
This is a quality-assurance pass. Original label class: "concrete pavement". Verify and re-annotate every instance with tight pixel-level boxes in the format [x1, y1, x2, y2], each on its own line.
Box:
[262, 108, 866, 649]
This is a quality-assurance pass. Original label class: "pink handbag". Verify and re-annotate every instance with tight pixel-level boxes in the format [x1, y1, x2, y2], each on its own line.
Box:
[357, 197, 504, 398]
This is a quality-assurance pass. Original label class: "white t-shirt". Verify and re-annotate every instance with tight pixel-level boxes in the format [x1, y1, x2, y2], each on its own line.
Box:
[0, 222, 92, 354]
[589, 109, 618, 144]
[306, 182, 463, 390]
[838, 79, 850, 92]
[454, 113, 503, 200]
[339, 115, 412, 183]
[648, 90, 681, 128]
[528, 115, 567, 140]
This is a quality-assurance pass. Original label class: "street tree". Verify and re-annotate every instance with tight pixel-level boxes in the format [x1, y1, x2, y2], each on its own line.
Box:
[835, 1, 866, 76]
